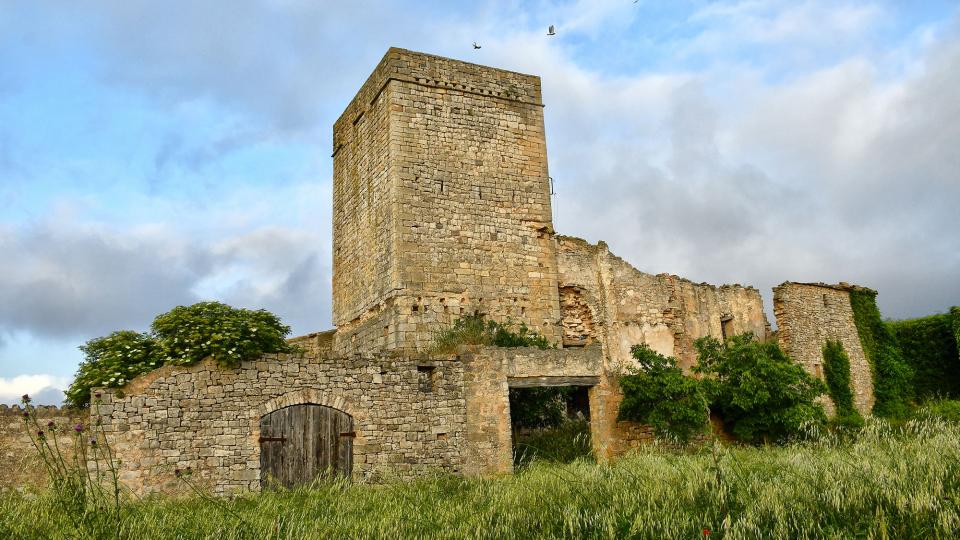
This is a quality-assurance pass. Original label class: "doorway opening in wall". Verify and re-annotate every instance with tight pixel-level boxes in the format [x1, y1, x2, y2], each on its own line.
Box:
[508, 385, 592, 468]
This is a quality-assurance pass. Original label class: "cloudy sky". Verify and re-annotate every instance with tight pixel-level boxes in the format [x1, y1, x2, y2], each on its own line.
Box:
[1, 0, 958, 405]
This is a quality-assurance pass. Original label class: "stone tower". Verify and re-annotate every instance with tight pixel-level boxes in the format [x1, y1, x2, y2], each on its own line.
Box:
[332, 48, 562, 352]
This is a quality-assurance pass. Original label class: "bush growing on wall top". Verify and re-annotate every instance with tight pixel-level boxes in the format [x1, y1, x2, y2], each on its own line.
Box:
[64, 302, 294, 408]
[152, 301, 292, 367]
[431, 313, 551, 354]
[64, 331, 160, 408]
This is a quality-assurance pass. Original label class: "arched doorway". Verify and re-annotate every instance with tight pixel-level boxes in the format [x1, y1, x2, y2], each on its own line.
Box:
[259, 404, 354, 489]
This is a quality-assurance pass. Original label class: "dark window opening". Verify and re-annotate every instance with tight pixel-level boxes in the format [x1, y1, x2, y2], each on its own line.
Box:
[720, 316, 734, 341]
[508, 386, 592, 467]
[417, 365, 436, 393]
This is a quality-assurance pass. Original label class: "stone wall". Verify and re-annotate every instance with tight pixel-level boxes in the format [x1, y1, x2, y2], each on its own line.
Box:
[92, 352, 468, 495]
[556, 236, 769, 370]
[332, 48, 561, 353]
[773, 282, 875, 416]
[0, 405, 88, 492]
[287, 330, 335, 356]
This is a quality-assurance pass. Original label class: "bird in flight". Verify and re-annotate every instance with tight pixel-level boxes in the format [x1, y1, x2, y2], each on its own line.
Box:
[473, 42, 481, 49]
[547, 25, 556, 36]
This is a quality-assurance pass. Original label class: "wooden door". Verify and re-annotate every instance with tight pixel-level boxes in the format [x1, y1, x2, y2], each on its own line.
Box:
[259, 404, 354, 489]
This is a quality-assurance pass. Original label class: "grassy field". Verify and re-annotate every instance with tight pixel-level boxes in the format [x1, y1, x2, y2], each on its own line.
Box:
[2, 418, 959, 539]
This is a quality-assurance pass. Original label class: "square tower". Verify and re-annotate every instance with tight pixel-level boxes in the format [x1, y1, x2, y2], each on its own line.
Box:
[332, 48, 561, 352]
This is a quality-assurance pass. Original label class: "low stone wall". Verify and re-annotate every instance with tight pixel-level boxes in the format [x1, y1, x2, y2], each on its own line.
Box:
[93, 352, 468, 495]
[0, 405, 88, 492]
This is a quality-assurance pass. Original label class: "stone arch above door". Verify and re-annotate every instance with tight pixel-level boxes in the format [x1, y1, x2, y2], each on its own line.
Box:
[255, 388, 357, 420]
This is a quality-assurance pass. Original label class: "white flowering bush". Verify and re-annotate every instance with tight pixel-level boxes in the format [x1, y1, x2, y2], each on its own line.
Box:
[64, 331, 159, 407]
[151, 301, 292, 367]
[65, 302, 294, 408]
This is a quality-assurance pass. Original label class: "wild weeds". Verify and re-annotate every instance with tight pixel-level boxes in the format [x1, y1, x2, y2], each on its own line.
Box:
[18, 393, 124, 535]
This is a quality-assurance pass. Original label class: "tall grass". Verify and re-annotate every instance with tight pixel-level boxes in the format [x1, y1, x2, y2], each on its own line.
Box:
[3, 417, 959, 539]
[513, 419, 593, 467]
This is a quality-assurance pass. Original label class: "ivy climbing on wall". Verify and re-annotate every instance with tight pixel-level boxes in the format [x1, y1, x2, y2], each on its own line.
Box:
[848, 289, 913, 418]
[888, 312, 960, 400]
[822, 340, 863, 425]
[953, 307, 960, 352]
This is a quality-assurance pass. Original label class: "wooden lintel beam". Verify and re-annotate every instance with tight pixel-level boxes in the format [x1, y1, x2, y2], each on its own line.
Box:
[507, 376, 600, 388]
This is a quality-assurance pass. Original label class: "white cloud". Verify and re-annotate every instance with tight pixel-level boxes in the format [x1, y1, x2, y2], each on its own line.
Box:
[0, 374, 70, 406]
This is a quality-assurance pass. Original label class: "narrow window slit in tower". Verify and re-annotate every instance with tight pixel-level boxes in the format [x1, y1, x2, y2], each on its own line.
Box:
[417, 366, 437, 393]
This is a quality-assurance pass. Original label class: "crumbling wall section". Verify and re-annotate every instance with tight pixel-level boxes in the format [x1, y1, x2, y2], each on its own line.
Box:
[773, 282, 875, 416]
[92, 352, 467, 496]
[556, 236, 769, 370]
[555, 235, 769, 456]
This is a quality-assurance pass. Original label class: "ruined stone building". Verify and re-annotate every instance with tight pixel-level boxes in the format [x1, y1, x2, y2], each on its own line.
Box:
[92, 49, 876, 495]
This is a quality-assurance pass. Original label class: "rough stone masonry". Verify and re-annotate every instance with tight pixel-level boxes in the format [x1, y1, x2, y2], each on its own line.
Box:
[68, 48, 879, 495]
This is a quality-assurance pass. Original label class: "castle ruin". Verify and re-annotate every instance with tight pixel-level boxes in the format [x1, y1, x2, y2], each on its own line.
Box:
[87, 49, 876, 495]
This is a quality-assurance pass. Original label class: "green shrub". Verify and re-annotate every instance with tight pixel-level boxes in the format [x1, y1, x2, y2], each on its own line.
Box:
[849, 290, 913, 417]
[829, 412, 866, 431]
[822, 340, 862, 424]
[888, 313, 960, 399]
[431, 313, 550, 354]
[911, 398, 960, 423]
[953, 307, 960, 347]
[509, 387, 573, 430]
[617, 344, 709, 443]
[152, 301, 292, 367]
[66, 302, 294, 408]
[695, 334, 827, 443]
[65, 331, 160, 408]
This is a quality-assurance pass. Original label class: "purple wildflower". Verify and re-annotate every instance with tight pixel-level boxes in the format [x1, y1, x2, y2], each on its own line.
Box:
[21, 394, 31, 405]
[90, 438, 98, 447]
[74, 423, 84, 433]
[37, 430, 44, 438]
[47, 420, 55, 428]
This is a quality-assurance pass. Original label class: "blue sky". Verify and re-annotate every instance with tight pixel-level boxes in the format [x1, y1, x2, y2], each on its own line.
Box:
[1, 0, 958, 404]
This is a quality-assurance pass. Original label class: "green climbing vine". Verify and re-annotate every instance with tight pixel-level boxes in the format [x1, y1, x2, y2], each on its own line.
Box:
[848, 289, 913, 418]
[822, 340, 863, 426]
